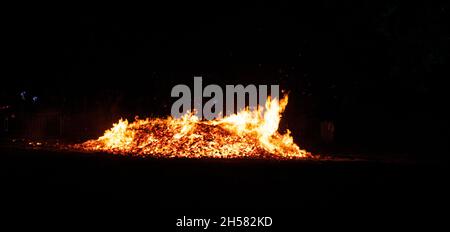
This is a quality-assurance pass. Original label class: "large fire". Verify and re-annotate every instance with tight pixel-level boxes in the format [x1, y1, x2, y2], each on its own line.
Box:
[75, 95, 312, 159]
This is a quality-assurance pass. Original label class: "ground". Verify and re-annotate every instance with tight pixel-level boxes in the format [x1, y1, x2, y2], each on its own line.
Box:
[0, 146, 448, 229]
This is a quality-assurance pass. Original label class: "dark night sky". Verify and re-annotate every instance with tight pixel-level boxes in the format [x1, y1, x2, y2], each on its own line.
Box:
[2, 1, 450, 156]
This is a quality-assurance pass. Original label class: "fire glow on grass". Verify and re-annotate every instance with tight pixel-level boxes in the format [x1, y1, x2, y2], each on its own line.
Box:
[76, 95, 312, 159]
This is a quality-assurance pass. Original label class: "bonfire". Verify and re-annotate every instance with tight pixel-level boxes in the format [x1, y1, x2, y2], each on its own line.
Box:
[75, 95, 311, 159]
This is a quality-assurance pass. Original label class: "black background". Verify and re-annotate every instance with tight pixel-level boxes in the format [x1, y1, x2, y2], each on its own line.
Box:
[3, 1, 450, 157]
[3, 1, 450, 158]
[0, 0, 450, 228]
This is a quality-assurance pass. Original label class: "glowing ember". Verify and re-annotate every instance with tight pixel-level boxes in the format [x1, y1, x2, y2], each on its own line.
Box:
[75, 95, 312, 158]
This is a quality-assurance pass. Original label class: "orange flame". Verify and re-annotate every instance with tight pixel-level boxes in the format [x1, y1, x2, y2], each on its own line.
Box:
[76, 95, 312, 158]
